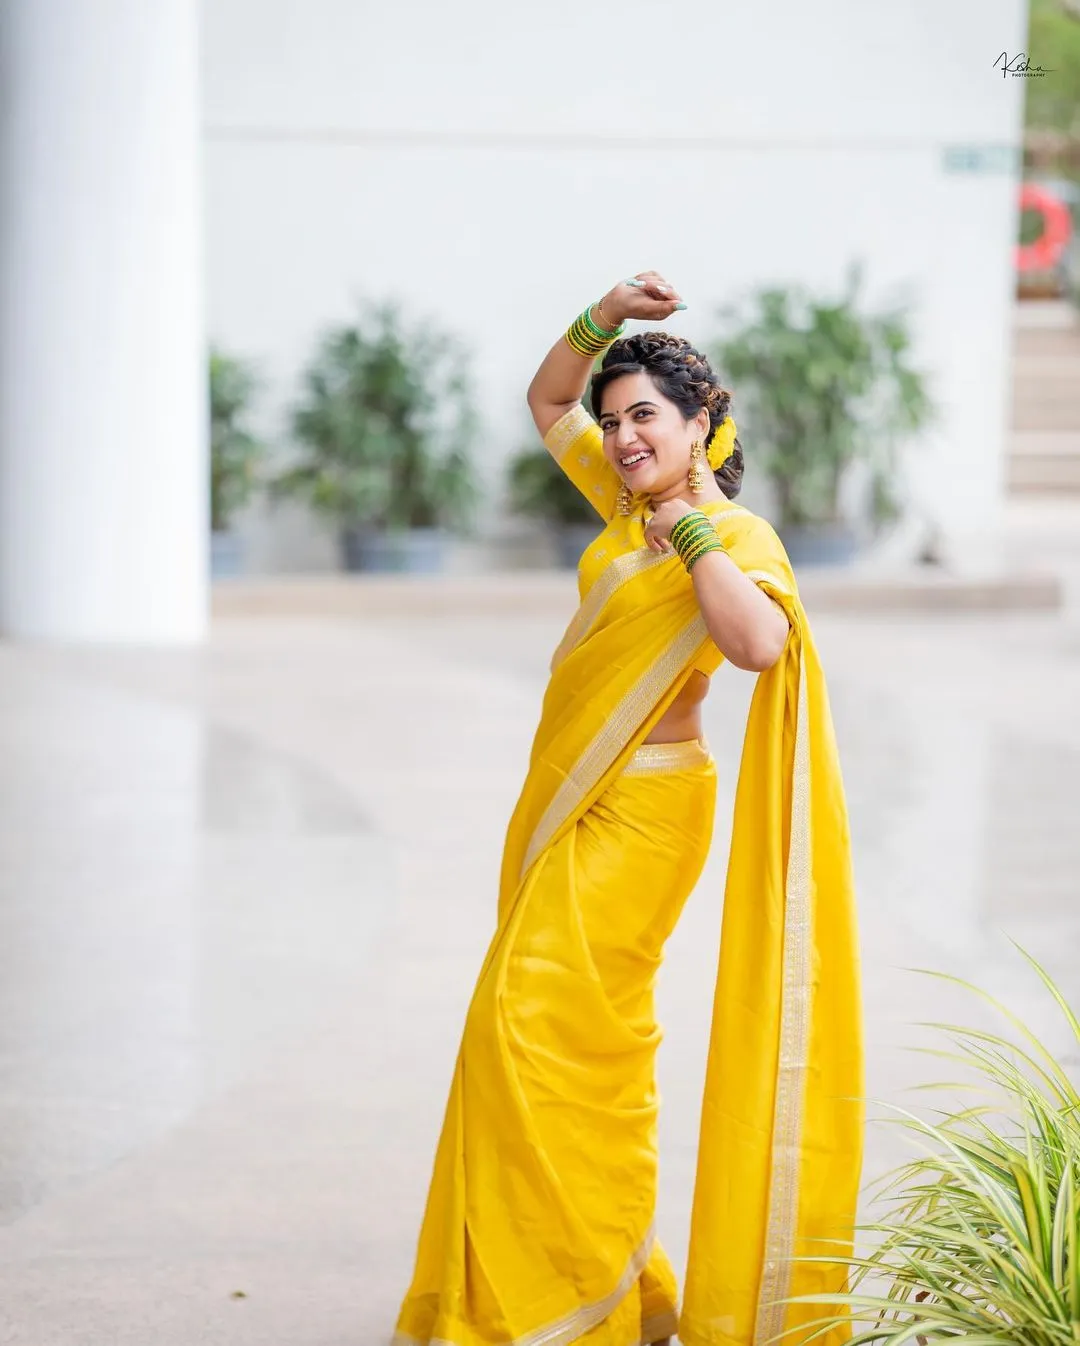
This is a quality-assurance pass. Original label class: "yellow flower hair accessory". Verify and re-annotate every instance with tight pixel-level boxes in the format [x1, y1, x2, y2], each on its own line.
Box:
[707, 417, 737, 471]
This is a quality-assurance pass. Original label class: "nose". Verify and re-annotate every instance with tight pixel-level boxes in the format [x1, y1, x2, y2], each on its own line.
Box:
[615, 419, 639, 451]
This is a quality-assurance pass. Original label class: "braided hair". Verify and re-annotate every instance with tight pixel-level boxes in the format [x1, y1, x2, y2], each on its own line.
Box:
[588, 331, 743, 499]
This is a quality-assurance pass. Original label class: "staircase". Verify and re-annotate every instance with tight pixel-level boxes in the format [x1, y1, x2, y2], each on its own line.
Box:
[1008, 301, 1080, 494]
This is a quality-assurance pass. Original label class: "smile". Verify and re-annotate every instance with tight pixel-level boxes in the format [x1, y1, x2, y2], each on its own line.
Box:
[619, 450, 653, 469]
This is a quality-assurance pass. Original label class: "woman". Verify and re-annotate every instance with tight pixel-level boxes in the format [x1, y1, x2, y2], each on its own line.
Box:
[393, 272, 864, 1346]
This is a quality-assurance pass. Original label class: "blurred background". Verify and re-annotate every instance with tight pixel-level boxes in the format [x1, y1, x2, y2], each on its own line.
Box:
[1, 0, 1078, 630]
[0, 3, 1079, 1344]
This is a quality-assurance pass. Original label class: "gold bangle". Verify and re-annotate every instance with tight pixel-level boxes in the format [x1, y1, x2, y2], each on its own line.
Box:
[594, 297, 621, 334]
[566, 311, 615, 358]
[565, 323, 606, 358]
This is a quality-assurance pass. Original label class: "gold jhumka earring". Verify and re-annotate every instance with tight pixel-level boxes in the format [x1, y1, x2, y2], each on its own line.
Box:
[688, 439, 706, 493]
[616, 483, 634, 516]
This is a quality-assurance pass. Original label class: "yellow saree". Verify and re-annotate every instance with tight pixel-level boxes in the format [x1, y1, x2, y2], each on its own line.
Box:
[394, 407, 864, 1346]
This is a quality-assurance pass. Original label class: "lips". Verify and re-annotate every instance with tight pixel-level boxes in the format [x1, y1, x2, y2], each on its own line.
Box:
[620, 450, 654, 471]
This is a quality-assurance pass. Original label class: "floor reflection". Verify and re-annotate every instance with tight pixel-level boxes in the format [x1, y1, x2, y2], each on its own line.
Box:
[0, 670, 384, 1224]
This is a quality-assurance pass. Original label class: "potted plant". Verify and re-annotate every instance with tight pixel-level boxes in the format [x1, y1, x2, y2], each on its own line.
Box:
[271, 302, 479, 573]
[789, 947, 1080, 1344]
[713, 265, 935, 566]
[209, 348, 265, 578]
[506, 443, 604, 569]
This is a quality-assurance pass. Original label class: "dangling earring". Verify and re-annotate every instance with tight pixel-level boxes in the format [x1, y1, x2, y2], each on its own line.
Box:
[616, 482, 634, 516]
[688, 439, 706, 494]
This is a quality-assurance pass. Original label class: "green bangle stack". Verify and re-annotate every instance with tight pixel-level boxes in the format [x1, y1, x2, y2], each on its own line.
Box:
[670, 510, 725, 573]
[565, 302, 626, 358]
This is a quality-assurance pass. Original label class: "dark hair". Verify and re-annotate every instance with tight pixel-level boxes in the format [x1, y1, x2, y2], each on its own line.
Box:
[588, 331, 743, 499]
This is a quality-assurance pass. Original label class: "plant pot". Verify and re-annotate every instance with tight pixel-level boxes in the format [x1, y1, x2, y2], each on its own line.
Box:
[341, 526, 447, 574]
[778, 521, 860, 567]
[210, 528, 245, 579]
[554, 522, 603, 570]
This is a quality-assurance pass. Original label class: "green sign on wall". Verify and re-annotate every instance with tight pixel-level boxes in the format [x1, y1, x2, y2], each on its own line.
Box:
[942, 144, 1022, 175]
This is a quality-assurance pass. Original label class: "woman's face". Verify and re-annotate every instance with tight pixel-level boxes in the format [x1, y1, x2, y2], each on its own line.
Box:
[597, 372, 709, 497]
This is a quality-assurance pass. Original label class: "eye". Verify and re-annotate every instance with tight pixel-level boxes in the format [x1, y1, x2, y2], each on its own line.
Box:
[633, 408, 652, 419]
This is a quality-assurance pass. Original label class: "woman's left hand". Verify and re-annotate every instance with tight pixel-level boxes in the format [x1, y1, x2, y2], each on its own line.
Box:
[643, 498, 697, 554]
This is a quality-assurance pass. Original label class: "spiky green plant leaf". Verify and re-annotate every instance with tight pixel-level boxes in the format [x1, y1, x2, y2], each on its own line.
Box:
[781, 950, 1080, 1345]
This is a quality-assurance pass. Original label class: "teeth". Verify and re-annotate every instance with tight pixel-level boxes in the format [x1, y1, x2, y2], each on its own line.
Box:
[621, 451, 651, 466]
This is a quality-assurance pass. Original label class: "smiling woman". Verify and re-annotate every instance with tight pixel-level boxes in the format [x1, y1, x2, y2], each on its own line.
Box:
[393, 272, 865, 1346]
[534, 323, 789, 685]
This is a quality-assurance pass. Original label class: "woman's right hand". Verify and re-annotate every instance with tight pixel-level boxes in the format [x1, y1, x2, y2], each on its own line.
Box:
[600, 270, 687, 326]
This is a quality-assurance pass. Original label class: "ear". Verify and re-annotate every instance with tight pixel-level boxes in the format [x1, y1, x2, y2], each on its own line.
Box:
[697, 408, 711, 439]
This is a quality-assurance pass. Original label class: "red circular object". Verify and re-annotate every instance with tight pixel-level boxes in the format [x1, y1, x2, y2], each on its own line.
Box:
[1015, 184, 1072, 273]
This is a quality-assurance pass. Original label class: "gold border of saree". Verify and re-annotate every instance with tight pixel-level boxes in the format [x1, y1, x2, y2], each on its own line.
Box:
[392, 1225, 658, 1346]
[521, 613, 709, 877]
[549, 500, 744, 674]
[753, 641, 812, 1344]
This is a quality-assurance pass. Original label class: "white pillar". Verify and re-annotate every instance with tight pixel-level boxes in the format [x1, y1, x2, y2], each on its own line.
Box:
[0, 0, 206, 644]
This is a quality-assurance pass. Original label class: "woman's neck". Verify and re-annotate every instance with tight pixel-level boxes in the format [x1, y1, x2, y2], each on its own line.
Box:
[648, 483, 726, 509]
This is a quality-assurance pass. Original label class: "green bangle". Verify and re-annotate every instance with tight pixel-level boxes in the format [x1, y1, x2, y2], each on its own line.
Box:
[671, 521, 716, 557]
[676, 527, 722, 560]
[671, 522, 714, 552]
[670, 511, 711, 547]
[681, 536, 716, 564]
[582, 301, 625, 341]
[685, 540, 725, 573]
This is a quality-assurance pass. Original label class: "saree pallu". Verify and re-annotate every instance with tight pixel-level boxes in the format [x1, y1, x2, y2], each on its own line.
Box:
[394, 498, 864, 1346]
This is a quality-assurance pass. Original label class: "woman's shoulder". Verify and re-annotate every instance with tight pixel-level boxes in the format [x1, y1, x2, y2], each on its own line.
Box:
[709, 498, 778, 543]
[713, 502, 796, 589]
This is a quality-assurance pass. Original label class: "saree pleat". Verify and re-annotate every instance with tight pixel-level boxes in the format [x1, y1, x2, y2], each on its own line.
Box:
[395, 495, 864, 1346]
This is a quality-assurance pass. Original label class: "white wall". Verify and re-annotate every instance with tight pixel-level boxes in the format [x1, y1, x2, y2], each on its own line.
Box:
[202, 0, 1028, 572]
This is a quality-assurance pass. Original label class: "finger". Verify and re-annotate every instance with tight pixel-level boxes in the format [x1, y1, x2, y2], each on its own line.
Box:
[638, 299, 687, 318]
[633, 271, 678, 299]
[642, 272, 680, 297]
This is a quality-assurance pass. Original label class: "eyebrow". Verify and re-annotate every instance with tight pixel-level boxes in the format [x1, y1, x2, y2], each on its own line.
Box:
[599, 400, 657, 420]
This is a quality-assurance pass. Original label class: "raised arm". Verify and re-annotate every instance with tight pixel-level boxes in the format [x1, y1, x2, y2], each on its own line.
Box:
[526, 273, 687, 439]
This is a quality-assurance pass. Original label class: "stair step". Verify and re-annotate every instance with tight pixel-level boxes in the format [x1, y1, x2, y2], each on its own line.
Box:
[1012, 403, 1080, 432]
[1009, 462, 1080, 492]
[1010, 431, 1080, 457]
[1008, 429, 1080, 491]
[1008, 304, 1080, 491]
[1012, 330, 1080, 358]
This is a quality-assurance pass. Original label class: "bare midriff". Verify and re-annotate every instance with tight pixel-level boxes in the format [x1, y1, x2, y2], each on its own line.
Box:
[642, 669, 710, 745]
